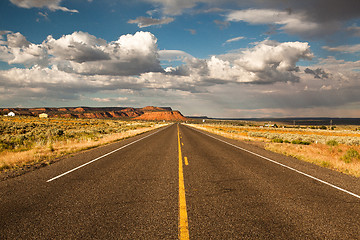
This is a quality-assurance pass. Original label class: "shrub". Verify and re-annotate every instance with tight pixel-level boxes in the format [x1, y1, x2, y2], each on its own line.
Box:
[292, 139, 302, 144]
[291, 139, 311, 145]
[321, 161, 331, 168]
[326, 140, 338, 147]
[56, 129, 64, 136]
[272, 138, 283, 143]
[341, 149, 360, 163]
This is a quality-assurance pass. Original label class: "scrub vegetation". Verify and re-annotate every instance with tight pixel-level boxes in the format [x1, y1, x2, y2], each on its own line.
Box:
[187, 121, 360, 177]
[0, 116, 166, 172]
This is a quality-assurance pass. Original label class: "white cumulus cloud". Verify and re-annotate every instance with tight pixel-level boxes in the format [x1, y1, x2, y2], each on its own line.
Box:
[0, 31, 163, 76]
[0, 32, 48, 67]
[166, 40, 313, 84]
[45, 31, 110, 63]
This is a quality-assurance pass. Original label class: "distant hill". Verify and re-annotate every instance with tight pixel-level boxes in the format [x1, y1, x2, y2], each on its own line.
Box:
[0, 106, 187, 121]
[134, 110, 187, 121]
[187, 117, 360, 126]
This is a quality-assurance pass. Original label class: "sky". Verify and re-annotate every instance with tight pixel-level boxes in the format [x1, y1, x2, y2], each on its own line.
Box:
[1, 0, 360, 118]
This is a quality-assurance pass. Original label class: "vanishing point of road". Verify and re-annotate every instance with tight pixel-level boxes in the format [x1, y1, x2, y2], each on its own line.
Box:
[1, 124, 360, 239]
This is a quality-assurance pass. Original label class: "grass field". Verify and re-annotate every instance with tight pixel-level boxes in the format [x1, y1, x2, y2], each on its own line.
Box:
[187, 121, 360, 177]
[0, 116, 167, 172]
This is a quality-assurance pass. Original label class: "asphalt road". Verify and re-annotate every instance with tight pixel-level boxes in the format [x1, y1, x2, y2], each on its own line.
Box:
[1, 123, 360, 239]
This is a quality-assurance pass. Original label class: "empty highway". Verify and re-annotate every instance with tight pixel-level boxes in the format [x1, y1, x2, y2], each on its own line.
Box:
[1, 124, 360, 239]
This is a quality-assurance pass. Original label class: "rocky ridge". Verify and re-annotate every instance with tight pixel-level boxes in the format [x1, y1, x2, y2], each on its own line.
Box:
[0, 106, 187, 121]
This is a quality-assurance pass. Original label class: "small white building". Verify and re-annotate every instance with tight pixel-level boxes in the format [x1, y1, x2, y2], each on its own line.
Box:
[39, 113, 48, 118]
[7, 112, 15, 117]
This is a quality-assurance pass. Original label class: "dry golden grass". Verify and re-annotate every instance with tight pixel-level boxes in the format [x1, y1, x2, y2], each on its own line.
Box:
[186, 124, 267, 142]
[0, 124, 166, 171]
[266, 143, 360, 177]
[187, 123, 360, 177]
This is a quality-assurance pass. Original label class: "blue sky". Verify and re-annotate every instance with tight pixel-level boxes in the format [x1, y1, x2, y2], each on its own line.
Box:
[1, 0, 360, 117]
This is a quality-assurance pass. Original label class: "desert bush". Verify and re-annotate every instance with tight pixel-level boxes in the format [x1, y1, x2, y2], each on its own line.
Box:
[326, 140, 339, 147]
[291, 139, 311, 145]
[341, 149, 360, 163]
[272, 138, 283, 143]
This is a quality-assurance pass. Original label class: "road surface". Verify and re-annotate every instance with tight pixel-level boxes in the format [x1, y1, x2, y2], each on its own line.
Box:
[1, 123, 360, 239]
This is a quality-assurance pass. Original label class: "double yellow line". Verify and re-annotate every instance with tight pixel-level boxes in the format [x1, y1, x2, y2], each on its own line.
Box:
[178, 124, 189, 239]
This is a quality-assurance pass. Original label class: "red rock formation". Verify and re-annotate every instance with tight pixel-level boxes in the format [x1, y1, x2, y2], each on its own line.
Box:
[134, 111, 187, 121]
[141, 106, 166, 112]
[0, 106, 186, 121]
[74, 107, 85, 112]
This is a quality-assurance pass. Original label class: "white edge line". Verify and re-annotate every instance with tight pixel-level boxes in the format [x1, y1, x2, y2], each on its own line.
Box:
[187, 125, 360, 200]
[47, 124, 171, 183]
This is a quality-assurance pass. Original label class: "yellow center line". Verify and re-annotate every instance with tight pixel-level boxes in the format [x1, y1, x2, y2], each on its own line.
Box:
[178, 124, 189, 239]
[184, 157, 189, 166]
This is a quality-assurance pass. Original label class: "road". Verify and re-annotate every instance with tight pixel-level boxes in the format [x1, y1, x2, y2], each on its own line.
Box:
[1, 123, 360, 239]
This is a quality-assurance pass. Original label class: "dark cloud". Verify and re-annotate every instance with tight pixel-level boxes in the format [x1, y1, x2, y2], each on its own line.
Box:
[128, 17, 174, 28]
[304, 68, 329, 79]
[147, 0, 360, 38]
[281, 0, 360, 22]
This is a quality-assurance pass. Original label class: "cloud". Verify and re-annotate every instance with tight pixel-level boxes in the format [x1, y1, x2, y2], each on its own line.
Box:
[304, 68, 329, 79]
[0, 66, 146, 101]
[91, 97, 128, 103]
[347, 24, 360, 37]
[0, 31, 313, 88]
[0, 31, 163, 76]
[0, 32, 48, 66]
[37, 12, 49, 22]
[260, 0, 360, 23]
[166, 40, 313, 84]
[323, 44, 360, 53]
[142, 0, 360, 38]
[2, 30, 359, 117]
[45, 32, 110, 63]
[214, 20, 230, 30]
[10, 0, 78, 13]
[69, 31, 163, 75]
[128, 17, 174, 28]
[235, 40, 312, 73]
[6, 32, 30, 48]
[226, 9, 334, 38]
[144, 0, 199, 15]
[224, 36, 245, 44]
[159, 50, 194, 62]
